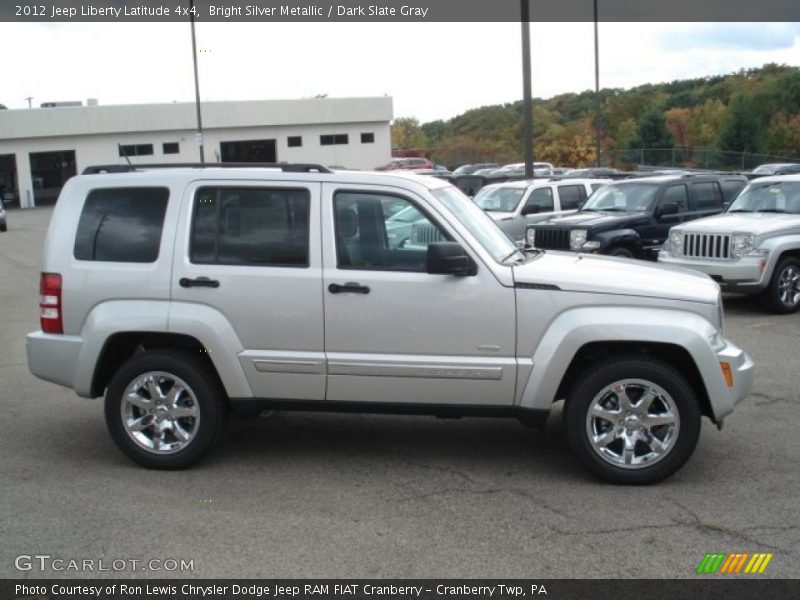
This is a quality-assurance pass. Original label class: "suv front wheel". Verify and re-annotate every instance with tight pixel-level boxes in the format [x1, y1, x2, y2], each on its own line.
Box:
[564, 355, 701, 484]
[761, 257, 800, 314]
[104, 349, 228, 469]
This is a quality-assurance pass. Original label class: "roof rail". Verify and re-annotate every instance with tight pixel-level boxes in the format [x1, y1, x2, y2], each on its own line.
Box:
[82, 162, 334, 175]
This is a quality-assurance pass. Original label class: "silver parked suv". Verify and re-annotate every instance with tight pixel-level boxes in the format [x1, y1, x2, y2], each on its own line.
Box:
[27, 164, 754, 484]
[659, 174, 800, 313]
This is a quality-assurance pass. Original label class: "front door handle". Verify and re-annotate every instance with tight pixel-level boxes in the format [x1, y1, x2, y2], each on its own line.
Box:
[179, 277, 220, 289]
[328, 282, 370, 294]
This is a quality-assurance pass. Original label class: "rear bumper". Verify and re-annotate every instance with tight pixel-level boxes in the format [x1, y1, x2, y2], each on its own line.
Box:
[26, 331, 84, 393]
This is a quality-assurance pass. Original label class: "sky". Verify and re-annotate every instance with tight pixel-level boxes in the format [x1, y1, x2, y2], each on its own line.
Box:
[1, 22, 799, 123]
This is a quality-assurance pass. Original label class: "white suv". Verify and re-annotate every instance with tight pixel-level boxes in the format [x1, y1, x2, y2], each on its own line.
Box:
[660, 175, 800, 313]
[473, 178, 608, 242]
[27, 164, 753, 484]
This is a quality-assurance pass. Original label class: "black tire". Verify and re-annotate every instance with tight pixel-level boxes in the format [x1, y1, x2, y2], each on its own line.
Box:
[760, 257, 800, 314]
[564, 355, 701, 485]
[104, 349, 228, 469]
[607, 246, 634, 258]
[0, 223, 6, 232]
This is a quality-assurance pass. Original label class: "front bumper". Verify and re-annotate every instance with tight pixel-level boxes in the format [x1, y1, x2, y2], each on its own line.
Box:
[658, 251, 767, 292]
[712, 337, 755, 421]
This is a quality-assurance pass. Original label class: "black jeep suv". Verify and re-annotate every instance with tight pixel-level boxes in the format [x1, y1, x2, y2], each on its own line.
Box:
[525, 174, 747, 260]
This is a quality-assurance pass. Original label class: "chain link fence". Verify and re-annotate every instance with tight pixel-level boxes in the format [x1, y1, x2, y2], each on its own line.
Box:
[604, 147, 800, 171]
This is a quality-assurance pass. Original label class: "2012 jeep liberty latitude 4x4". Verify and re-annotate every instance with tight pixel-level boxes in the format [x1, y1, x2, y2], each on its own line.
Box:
[26, 164, 754, 484]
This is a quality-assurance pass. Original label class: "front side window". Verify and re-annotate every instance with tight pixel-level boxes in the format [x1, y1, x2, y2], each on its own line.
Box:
[557, 185, 586, 210]
[659, 184, 689, 213]
[334, 192, 448, 272]
[524, 187, 554, 212]
[74, 187, 169, 262]
[191, 187, 310, 267]
[473, 186, 525, 212]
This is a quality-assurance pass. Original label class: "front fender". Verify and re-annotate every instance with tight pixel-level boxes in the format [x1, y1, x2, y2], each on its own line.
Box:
[518, 306, 733, 420]
[591, 229, 641, 251]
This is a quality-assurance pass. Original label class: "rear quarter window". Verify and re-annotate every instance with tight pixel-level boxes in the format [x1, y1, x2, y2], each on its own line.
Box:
[73, 187, 169, 262]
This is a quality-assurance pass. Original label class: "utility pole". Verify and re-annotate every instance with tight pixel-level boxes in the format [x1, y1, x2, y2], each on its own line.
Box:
[189, 0, 205, 163]
[521, 0, 533, 178]
[25, 97, 33, 109]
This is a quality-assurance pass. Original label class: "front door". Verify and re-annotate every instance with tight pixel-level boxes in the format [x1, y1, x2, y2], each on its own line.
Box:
[321, 183, 517, 407]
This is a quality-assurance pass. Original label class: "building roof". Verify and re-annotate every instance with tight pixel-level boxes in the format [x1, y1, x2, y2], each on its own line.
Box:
[0, 97, 393, 141]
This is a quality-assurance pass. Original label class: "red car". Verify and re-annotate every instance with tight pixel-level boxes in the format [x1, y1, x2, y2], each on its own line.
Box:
[375, 157, 433, 171]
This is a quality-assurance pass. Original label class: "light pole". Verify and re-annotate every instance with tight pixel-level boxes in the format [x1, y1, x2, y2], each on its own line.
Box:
[189, 0, 205, 163]
[521, 0, 533, 178]
[593, 0, 602, 167]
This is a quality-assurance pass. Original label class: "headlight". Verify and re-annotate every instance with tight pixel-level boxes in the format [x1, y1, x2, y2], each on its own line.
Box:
[731, 233, 755, 258]
[526, 228, 536, 246]
[668, 230, 683, 254]
[570, 229, 587, 250]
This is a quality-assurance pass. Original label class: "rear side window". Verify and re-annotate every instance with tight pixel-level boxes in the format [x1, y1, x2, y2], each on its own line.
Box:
[557, 185, 586, 210]
[721, 179, 746, 203]
[691, 182, 722, 210]
[73, 187, 169, 262]
[191, 187, 310, 267]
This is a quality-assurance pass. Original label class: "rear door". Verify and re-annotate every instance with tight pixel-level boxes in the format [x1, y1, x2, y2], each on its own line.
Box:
[555, 183, 587, 215]
[171, 180, 325, 400]
[321, 183, 517, 407]
[688, 180, 724, 220]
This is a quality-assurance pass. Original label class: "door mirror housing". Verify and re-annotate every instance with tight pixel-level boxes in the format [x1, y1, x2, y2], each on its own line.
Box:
[657, 202, 680, 217]
[427, 242, 476, 276]
[521, 203, 540, 216]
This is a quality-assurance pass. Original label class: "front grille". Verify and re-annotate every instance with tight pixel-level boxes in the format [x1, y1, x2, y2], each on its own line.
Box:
[533, 228, 570, 250]
[410, 222, 445, 246]
[682, 233, 732, 259]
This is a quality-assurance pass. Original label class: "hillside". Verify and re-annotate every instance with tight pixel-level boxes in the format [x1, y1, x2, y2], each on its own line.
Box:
[392, 64, 800, 170]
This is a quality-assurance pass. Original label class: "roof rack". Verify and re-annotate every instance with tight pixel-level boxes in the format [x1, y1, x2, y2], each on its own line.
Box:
[82, 162, 334, 175]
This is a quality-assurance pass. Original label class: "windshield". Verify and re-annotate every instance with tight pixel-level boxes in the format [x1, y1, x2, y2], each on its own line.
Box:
[473, 186, 526, 212]
[433, 186, 521, 263]
[727, 181, 800, 214]
[581, 183, 659, 212]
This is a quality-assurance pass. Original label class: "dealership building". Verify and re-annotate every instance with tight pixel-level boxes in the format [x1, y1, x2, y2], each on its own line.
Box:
[0, 96, 393, 207]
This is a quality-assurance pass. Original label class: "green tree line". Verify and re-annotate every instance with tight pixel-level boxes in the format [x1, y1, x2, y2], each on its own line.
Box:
[391, 64, 800, 170]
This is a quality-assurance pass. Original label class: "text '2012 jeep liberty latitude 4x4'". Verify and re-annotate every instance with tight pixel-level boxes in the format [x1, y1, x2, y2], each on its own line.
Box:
[27, 164, 754, 484]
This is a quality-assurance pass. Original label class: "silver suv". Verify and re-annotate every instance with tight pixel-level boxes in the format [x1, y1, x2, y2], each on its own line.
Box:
[473, 178, 608, 242]
[659, 175, 800, 313]
[27, 164, 753, 484]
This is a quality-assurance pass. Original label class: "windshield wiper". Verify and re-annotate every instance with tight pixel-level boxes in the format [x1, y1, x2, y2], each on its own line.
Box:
[501, 249, 524, 263]
[757, 209, 787, 213]
[728, 209, 753, 213]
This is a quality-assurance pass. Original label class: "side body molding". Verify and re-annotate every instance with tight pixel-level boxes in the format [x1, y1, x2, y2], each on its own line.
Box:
[518, 307, 731, 420]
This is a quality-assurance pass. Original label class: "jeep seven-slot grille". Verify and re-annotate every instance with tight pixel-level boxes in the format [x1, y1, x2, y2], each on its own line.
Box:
[533, 228, 571, 250]
[682, 233, 732, 259]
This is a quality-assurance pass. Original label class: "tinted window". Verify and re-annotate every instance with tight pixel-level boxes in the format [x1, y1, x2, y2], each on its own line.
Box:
[191, 187, 310, 267]
[287, 136, 302, 147]
[659, 185, 689, 213]
[557, 185, 586, 210]
[334, 192, 448, 272]
[320, 134, 348, 146]
[118, 144, 153, 157]
[721, 179, 746, 203]
[360, 132, 375, 144]
[74, 187, 169, 262]
[691, 182, 722, 210]
[525, 187, 554, 212]
[162, 142, 180, 155]
[582, 183, 659, 212]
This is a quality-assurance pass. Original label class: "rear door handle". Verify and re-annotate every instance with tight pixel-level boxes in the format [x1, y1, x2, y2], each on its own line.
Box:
[328, 282, 370, 294]
[179, 277, 220, 289]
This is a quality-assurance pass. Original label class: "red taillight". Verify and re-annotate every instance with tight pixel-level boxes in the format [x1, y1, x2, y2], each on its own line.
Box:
[40, 272, 63, 334]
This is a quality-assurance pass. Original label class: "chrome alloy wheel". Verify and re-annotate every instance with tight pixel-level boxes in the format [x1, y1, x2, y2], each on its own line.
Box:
[585, 379, 680, 469]
[777, 264, 800, 309]
[121, 371, 200, 454]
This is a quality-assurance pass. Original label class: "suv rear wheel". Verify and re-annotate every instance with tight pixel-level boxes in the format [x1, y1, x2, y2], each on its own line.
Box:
[104, 349, 227, 469]
[564, 355, 701, 484]
[761, 257, 800, 314]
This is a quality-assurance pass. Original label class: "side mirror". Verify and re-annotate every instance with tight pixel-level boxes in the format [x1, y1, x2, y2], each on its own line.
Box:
[427, 242, 476, 276]
[657, 202, 680, 217]
[521, 203, 540, 216]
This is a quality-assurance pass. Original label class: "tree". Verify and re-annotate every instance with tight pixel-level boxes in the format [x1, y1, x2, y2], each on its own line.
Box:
[626, 109, 674, 165]
[719, 94, 761, 154]
[391, 117, 428, 149]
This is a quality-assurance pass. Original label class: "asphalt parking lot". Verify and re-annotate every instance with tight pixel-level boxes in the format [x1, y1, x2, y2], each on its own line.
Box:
[1, 206, 798, 579]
